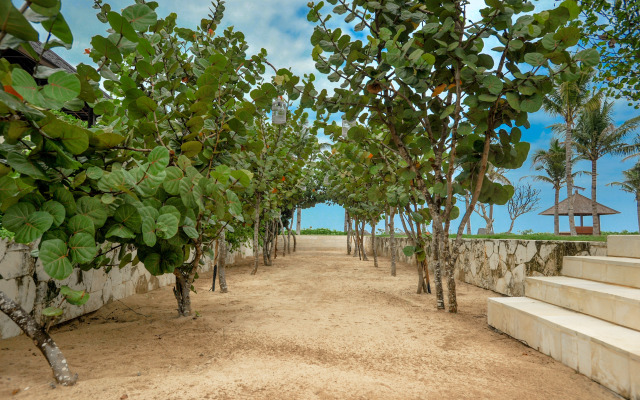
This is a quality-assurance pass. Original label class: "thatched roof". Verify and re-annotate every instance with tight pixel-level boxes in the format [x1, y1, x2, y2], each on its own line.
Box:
[539, 192, 620, 216]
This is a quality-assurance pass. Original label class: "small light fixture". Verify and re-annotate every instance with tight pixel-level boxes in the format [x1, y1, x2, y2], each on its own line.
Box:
[272, 97, 287, 125]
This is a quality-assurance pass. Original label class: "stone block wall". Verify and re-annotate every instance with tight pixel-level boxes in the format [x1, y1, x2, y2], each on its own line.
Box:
[369, 237, 607, 296]
[0, 239, 254, 339]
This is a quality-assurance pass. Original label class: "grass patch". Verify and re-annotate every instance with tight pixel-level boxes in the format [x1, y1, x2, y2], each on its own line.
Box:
[376, 231, 638, 242]
[299, 228, 347, 235]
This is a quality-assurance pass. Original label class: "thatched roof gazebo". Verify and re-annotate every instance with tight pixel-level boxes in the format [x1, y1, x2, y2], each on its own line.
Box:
[539, 192, 620, 234]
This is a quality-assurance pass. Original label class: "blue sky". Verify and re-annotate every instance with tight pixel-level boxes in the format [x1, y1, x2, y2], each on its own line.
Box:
[24, 0, 640, 234]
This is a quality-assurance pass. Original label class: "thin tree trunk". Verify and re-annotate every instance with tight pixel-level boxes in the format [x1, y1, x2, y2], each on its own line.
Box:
[211, 239, 219, 291]
[488, 204, 494, 233]
[353, 217, 359, 258]
[173, 269, 192, 316]
[360, 220, 368, 261]
[218, 229, 228, 293]
[385, 214, 389, 234]
[465, 195, 472, 235]
[591, 160, 600, 236]
[371, 220, 378, 268]
[287, 213, 293, 254]
[0, 291, 78, 386]
[636, 194, 640, 233]
[251, 196, 261, 275]
[293, 231, 297, 252]
[296, 207, 301, 235]
[280, 217, 286, 257]
[432, 225, 445, 309]
[554, 186, 560, 235]
[344, 209, 349, 232]
[443, 239, 458, 313]
[566, 122, 577, 235]
[389, 206, 396, 276]
[262, 220, 270, 266]
[346, 211, 352, 255]
[507, 218, 515, 234]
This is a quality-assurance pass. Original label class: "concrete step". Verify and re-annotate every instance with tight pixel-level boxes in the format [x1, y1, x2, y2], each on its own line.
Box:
[562, 256, 640, 289]
[488, 297, 640, 399]
[608, 235, 640, 259]
[526, 276, 640, 331]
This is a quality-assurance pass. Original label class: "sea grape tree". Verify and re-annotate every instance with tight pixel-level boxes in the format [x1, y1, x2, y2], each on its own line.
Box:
[307, 0, 599, 312]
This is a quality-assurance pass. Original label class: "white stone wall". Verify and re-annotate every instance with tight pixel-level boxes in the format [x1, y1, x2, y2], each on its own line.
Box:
[369, 237, 607, 296]
[0, 239, 254, 339]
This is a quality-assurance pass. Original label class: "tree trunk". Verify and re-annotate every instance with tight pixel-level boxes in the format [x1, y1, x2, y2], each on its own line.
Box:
[443, 238, 458, 313]
[251, 196, 261, 275]
[385, 214, 389, 234]
[591, 160, 600, 236]
[353, 218, 359, 258]
[211, 239, 219, 291]
[293, 232, 297, 252]
[346, 212, 352, 255]
[344, 209, 349, 232]
[287, 213, 293, 254]
[488, 204, 494, 233]
[507, 218, 515, 234]
[360, 220, 368, 261]
[273, 220, 279, 260]
[554, 186, 560, 236]
[566, 121, 577, 235]
[431, 226, 445, 309]
[0, 291, 78, 386]
[636, 194, 640, 233]
[389, 206, 396, 276]
[371, 220, 378, 268]
[296, 206, 301, 235]
[465, 195, 472, 235]
[280, 217, 286, 257]
[173, 269, 192, 317]
[218, 229, 228, 293]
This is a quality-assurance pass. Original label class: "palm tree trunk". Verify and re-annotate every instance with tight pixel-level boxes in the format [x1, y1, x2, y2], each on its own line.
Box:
[566, 122, 577, 235]
[554, 186, 560, 236]
[389, 206, 396, 276]
[637, 193, 640, 233]
[591, 160, 600, 235]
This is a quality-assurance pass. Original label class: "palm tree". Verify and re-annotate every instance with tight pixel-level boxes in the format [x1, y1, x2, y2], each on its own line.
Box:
[570, 98, 640, 235]
[543, 70, 599, 235]
[530, 139, 567, 235]
[608, 163, 640, 232]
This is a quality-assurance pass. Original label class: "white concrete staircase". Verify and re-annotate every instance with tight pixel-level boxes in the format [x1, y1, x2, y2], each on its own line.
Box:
[488, 235, 640, 399]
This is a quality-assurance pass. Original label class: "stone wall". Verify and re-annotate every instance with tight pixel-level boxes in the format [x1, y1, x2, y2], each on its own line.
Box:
[369, 237, 607, 296]
[0, 239, 254, 339]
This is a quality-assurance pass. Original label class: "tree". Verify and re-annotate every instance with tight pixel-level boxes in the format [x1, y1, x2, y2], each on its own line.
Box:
[530, 139, 568, 235]
[543, 71, 599, 236]
[609, 162, 640, 232]
[578, 0, 640, 104]
[570, 98, 640, 234]
[308, 0, 596, 312]
[506, 184, 541, 233]
[473, 165, 511, 233]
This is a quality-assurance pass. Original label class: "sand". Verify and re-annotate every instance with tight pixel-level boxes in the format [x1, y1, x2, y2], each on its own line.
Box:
[0, 245, 617, 399]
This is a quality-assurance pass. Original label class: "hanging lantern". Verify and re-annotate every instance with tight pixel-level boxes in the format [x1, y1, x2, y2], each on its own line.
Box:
[272, 97, 287, 125]
[341, 115, 356, 138]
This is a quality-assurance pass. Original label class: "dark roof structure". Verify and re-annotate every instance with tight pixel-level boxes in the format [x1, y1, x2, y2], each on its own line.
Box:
[539, 192, 620, 216]
[1, 41, 97, 124]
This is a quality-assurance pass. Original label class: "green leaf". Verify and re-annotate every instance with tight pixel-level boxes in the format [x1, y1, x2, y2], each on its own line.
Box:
[41, 200, 65, 227]
[183, 225, 198, 239]
[156, 213, 178, 239]
[42, 307, 64, 317]
[560, 0, 580, 19]
[142, 253, 161, 275]
[7, 152, 48, 179]
[482, 75, 504, 95]
[41, 71, 80, 103]
[3, 203, 53, 243]
[107, 11, 139, 43]
[68, 233, 96, 264]
[41, 13, 73, 44]
[53, 186, 75, 215]
[39, 239, 72, 279]
[114, 203, 141, 230]
[86, 166, 104, 180]
[67, 214, 94, 235]
[519, 93, 543, 112]
[90, 35, 122, 63]
[163, 167, 183, 195]
[403, 245, 416, 257]
[142, 217, 156, 247]
[181, 141, 203, 158]
[0, 0, 39, 42]
[76, 196, 107, 228]
[147, 146, 169, 175]
[106, 224, 135, 239]
[136, 60, 155, 78]
[42, 120, 88, 155]
[60, 285, 89, 306]
[11, 68, 43, 105]
[122, 3, 157, 31]
[524, 52, 546, 67]
[136, 96, 157, 113]
[230, 169, 252, 187]
[575, 48, 599, 67]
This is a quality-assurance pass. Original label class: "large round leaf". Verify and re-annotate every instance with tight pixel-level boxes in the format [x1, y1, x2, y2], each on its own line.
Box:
[163, 167, 183, 195]
[114, 203, 141, 230]
[40, 239, 72, 280]
[41, 200, 65, 227]
[141, 217, 156, 247]
[11, 68, 43, 106]
[59, 285, 89, 306]
[41, 71, 80, 103]
[142, 253, 161, 275]
[3, 203, 53, 243]
[76, 196, 107, 228]
[67, 214, 95, 235]
[155, 214, 178, 239]
[68, 233, 97, 264]
[122, 3, 157, 31]
[147, 146, 169, 175]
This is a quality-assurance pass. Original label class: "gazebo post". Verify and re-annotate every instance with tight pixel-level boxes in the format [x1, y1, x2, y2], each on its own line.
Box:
[580, 215, 584, 227]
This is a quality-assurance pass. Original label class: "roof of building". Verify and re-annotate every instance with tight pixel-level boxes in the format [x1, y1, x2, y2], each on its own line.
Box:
[539, 192, 620, 216]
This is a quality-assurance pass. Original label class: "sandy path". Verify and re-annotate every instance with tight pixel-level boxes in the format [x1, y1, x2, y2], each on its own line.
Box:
[0, 245, 617, 399]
